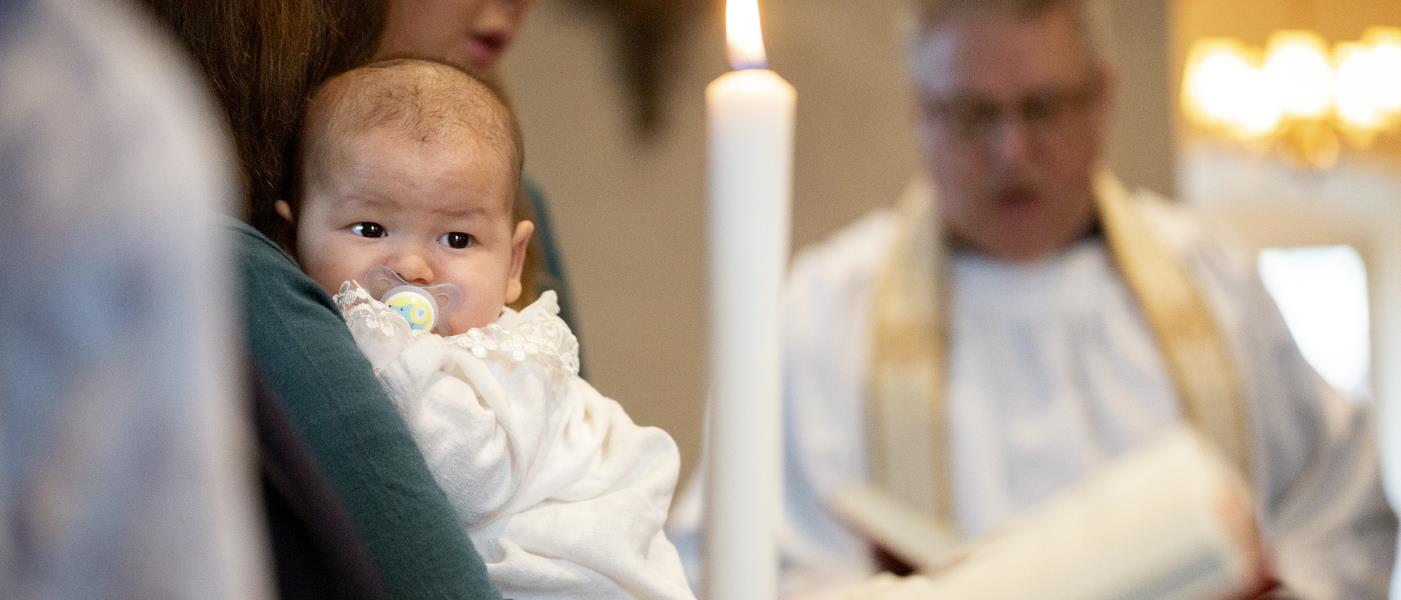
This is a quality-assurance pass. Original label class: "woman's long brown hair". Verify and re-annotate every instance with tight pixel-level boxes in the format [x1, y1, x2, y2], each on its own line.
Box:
[139, 0, 385, 246]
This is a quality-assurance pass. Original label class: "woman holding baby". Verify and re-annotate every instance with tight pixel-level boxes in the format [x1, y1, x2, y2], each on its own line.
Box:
[133, 1, 650, 599]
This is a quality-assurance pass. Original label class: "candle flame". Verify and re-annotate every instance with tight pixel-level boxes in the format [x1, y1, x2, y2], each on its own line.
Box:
[726, 0, 768, 70]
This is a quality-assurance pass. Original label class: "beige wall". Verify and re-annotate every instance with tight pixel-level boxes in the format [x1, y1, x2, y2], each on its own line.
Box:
[1104, 0, 1176, 197]
[1176, 0, 1401, 47]
[500, 0, 1175, 482]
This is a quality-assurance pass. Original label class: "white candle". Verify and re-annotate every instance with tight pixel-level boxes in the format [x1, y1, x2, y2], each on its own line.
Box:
[704, 1, 795, 599]
[1379, 239, 1401, 598]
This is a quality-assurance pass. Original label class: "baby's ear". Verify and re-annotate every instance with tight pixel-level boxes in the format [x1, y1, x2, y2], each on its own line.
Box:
[505, 220, 535, 304]
[274, 200, 295, 223]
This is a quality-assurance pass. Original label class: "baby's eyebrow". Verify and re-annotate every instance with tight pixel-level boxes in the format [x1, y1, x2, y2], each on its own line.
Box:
[428, 203, 507, 221]
[333, 191, 500, 221]
[433, 205, 490, 219]
[334, 193, 396, 212]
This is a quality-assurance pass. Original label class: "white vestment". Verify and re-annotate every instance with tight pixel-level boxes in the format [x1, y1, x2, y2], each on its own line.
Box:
[668, 186, 1396, 598]
[340, 287, 695, 600]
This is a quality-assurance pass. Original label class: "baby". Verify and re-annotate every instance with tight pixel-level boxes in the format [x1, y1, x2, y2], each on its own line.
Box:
[278, 58, 694, 600]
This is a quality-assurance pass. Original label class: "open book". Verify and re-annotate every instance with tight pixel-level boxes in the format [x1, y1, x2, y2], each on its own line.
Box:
[827, 427, 1270, 599]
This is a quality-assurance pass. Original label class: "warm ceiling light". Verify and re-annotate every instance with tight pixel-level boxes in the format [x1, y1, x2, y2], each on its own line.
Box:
[1231, 66, 1285, 139]
[1184, 28, 1400, 168]
[1264, 31, 1334, 120]
[1184, 39, 1256, 127]
[1335, 42, 1387, 130]
[1186, 40, 1283, 139]
[1362, 27, 1401, 117]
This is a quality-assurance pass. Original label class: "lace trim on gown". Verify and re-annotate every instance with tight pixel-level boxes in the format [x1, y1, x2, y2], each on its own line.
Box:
[335, 281, 581, 376]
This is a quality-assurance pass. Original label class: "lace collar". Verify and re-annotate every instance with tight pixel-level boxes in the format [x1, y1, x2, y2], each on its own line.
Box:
[336, 282, 581, 376]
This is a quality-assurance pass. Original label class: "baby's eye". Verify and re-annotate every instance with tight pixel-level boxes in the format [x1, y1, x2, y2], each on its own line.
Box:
[439, 232, 473, 249]
[351, 222, 386, 238]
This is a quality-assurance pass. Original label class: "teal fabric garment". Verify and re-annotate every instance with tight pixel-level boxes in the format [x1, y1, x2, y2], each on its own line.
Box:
[233, 219, 502, 600]
[523, 176, 584, 375]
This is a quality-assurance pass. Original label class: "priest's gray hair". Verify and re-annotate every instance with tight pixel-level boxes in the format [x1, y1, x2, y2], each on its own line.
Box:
[906, 0, 1111, 67]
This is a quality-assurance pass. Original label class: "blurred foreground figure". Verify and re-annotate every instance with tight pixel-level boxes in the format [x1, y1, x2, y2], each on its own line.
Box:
[669, 0, 1397, 597]
[0, 1, 267, 597]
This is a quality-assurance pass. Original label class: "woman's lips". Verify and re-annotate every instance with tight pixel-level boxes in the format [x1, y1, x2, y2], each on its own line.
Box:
[467, 32, 510, 69]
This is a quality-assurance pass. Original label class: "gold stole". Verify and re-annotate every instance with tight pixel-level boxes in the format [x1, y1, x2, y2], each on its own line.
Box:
[865, 173, 1251, 530]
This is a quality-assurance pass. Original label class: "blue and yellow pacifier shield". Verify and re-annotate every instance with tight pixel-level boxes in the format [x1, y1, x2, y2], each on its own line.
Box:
[383, 286, 439, 332]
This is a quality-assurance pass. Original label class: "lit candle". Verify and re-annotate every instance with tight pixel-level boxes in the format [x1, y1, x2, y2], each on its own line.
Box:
[704, 1, 795, 599]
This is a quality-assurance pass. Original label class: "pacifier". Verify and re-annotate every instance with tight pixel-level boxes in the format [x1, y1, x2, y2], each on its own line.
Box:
[361, 265, 464, 335]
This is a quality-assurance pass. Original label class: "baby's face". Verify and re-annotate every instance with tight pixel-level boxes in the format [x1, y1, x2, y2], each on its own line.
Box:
[296, 127, 531, 334]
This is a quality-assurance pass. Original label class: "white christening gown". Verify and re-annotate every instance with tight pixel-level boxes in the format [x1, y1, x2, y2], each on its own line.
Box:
[337, 284, 694, 600]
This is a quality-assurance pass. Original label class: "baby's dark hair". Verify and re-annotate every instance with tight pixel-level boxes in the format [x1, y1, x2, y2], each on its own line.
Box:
[288, 58, 527, 230]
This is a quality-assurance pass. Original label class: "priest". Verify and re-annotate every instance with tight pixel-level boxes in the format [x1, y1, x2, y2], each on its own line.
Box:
[668, 0, 1396, 596]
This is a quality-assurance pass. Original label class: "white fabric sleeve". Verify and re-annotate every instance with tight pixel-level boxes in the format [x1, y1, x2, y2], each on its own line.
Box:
[1161, 201, 1397, 598]
[481, 373, 693, 600]
[1230, 272, 1395, 598]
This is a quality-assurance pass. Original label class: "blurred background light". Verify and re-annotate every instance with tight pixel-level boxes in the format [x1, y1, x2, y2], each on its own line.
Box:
[1183, 26, 1401, 168]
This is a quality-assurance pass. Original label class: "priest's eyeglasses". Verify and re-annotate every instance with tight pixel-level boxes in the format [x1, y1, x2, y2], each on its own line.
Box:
[921, 79, 1103, 144]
